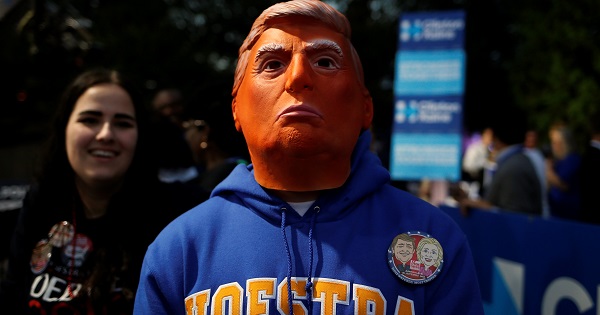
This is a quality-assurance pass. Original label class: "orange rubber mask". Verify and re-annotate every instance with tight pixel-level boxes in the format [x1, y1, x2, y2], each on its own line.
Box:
[232, 17, 373, 191]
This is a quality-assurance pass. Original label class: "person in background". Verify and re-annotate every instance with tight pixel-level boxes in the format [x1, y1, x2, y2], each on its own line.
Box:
[524, 129, 539, 150]
[461, 127, 493, 198]
[462, 127, 493, 184]
[458, 107, 543, 216]
[152, 88, 188, 128]
[523, 128, 549, 218]
[0, 68, 193, 314]
[134, 1, 484, 314]
[183, 104, 249, 200]
[150, 88, 199, 184]
[579, 113, 600, 224]
[546, 122, 582, 221]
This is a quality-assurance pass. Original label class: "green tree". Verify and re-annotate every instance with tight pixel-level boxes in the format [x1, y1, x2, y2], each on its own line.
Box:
[2, 0, 599, 154]
[505, 0, 600, 149]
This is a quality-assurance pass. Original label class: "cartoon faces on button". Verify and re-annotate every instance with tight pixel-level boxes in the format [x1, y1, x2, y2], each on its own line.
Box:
[416, 237, 443, 278]
[388, 231, 444, 284]
[392, 233, 415, 270]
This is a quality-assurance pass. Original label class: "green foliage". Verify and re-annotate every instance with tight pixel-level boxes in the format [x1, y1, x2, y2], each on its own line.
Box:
[1, 0, 599, 153]
[505, 0, 600, 149]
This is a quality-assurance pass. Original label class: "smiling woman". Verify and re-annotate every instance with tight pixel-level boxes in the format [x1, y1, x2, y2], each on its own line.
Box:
[65, 83, 139, 213]
[0, 68, 197, 314]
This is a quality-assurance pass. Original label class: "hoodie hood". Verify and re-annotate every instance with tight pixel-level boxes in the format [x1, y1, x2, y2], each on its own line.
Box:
[211, 130, 390, 225]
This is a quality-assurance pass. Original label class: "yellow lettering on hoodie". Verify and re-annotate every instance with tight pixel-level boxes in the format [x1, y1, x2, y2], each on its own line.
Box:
[394, 295, 415, 315]
[313, 278, 350, 314]
[212, 283, 243, 315]
[246, 278, 276, 314]
[354, 284, 386, 315]
[184, 278, 416, 315]
[277, 278, 308, 315]
[185, 289, 209, 315]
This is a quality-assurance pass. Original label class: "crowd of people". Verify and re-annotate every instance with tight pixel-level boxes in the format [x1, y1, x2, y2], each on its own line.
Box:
[0, 0, 598, 314]
[456, 108, 600, 225]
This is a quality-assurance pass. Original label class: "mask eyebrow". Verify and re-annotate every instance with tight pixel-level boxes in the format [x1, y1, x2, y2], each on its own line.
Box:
[305, 39, 344, 58]
[255, 43, 286, 63]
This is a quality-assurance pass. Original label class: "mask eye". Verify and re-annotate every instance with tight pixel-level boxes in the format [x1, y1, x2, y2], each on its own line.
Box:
[315, 57, 337, 69]
[264, 60, 285, 71]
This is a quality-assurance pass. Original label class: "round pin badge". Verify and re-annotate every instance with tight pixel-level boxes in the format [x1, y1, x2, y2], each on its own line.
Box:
[48, 221, 75, 248]
[60, 233, 93, 268]
[31, 239, 52, 274]
[387, 231, 444, 284]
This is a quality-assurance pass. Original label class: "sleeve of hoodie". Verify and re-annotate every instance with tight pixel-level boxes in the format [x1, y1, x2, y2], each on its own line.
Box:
[134, 228, 187, 315]
[425, 231, 484, 315]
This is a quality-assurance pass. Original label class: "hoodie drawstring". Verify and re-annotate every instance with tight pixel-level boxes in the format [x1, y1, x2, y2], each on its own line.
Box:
[281, 208, 294, 315]
[305, 206, 319, 313]
[281, 206, 320, 315]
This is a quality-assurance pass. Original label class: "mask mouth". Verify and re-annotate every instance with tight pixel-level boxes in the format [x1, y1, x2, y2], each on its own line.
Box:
[276, 104, 323, 120]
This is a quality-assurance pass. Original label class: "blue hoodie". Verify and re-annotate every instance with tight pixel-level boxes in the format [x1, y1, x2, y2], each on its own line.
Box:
[134, 131, 484, 315]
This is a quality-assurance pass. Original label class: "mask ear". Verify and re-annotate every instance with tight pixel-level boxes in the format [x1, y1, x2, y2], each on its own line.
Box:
[362, 89, 374, 130]
[232, 98, 242, 132]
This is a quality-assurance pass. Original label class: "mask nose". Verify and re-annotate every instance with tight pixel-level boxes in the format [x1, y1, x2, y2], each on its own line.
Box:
[285, 54, 314, 94]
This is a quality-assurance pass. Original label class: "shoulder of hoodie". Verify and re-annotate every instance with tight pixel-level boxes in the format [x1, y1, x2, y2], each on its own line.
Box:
[148, 193, 244, 241]
[373, 184, 469, 241]
[383, 184, 458, 215]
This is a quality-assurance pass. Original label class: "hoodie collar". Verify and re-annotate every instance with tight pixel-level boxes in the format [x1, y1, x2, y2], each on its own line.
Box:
[211, 130, 390, 225]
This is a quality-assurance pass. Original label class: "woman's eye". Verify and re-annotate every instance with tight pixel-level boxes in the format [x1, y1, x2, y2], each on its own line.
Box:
[264, 60, 284, 71]
[78, 117, 98, 125]
[115, 121, 135, 128]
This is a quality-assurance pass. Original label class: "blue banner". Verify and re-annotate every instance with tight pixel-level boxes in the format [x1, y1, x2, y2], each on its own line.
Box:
[390, 134, 461, 180]
[441, 206, 600, 315]
[394, 50, 466, 96]
[399, 10, 465, 50]
[391, 10, 466, 181]
[393, 96, 463, 133]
